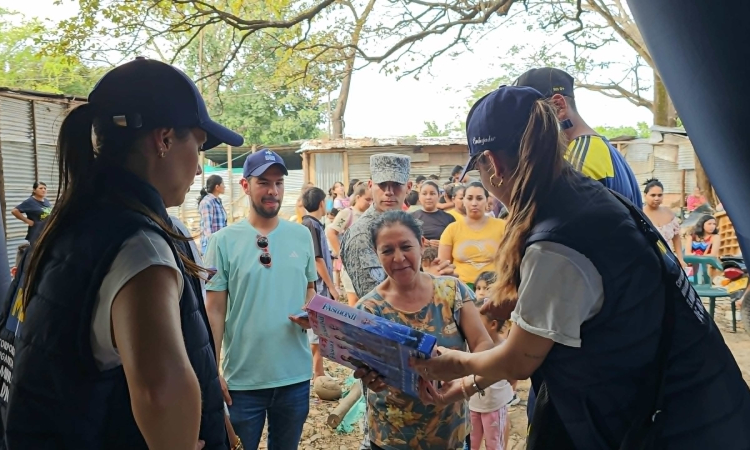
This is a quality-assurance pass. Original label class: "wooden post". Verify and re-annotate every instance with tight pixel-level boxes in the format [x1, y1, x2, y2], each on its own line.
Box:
[200, 152, 205, 194]
[302, 151, 309, 184]
[310, 152, 317, 186]
[31, 101, 38, 181]
[680, 169, 686, 208]
[227, 145, 234, 222]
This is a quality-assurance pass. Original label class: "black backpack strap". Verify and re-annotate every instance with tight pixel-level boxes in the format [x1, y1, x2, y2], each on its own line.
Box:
[609, 191, 676, 449]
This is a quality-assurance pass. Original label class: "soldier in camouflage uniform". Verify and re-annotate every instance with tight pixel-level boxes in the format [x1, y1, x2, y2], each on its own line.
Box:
[341, 152, 457, 297]
[340, 153, 455, 450]
[341, 153, 414, 298]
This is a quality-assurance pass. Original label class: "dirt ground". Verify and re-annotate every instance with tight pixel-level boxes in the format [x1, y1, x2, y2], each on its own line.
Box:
[258, 297, 750, 450]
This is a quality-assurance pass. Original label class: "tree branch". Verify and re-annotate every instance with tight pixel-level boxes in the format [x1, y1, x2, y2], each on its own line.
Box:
[576, 82, 653, 110]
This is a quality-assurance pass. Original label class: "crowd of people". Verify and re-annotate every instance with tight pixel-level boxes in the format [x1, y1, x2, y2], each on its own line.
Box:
[0, 58, 748, 450]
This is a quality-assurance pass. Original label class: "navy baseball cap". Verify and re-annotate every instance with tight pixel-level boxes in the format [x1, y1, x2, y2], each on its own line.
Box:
[88, 57, 243, 150]
[459, 85, 544, 181]
[243, 149, 288, 178]
[513, 67, 575, 99]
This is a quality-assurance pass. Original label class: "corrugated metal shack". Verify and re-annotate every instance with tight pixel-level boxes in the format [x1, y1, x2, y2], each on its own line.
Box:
[298, 137, 469, 189]
[611, 126, 696, 208]
[0, 89, 85, 267]
[0, 88, 304, 265]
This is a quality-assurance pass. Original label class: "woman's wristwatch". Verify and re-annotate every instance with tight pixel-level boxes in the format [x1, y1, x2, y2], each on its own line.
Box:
[472, 375, 486, 397]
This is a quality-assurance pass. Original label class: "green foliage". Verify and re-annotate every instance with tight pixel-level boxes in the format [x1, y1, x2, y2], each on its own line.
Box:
[421, 121, 460, 137]
[593, 122, 650, 139]
[170, 21, 327, 145]
[0, 8, 105, 96]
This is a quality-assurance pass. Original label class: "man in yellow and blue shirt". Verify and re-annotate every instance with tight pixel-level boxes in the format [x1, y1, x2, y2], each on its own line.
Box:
[515, 67, 643, 208]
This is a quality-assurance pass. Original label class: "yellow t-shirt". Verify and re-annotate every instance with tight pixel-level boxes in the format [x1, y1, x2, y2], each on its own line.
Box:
[446, 208, 464, 222]
[439, 217, 506, 284]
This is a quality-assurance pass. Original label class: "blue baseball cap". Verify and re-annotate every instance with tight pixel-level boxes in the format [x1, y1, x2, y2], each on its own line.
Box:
[459, 85, 544, 181]
[243, 149, 288, 178]
[88, 57, 244, 150]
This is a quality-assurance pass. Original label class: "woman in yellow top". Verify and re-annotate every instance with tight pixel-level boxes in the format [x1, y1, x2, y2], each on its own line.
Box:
[438, 182, 506, 287]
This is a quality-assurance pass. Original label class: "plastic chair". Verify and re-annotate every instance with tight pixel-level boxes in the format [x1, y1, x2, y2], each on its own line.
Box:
[684, 255, 732, 326]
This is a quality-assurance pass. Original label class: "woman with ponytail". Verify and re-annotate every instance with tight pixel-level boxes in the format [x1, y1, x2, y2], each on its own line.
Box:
[6, 58, 245, 450]
[198, 174, 227, 255]
[412, 86, 750, 449]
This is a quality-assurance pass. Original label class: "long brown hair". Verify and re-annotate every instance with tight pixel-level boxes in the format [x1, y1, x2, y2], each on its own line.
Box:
[489, 100, 569, 302]
[22, 103, 204, 310]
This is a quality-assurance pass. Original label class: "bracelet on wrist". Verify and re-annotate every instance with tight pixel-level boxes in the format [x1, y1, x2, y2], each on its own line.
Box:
[232, 437, 244, 450]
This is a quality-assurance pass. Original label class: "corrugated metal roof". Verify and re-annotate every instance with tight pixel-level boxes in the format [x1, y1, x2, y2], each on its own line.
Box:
[298, 136, 468, 152]
[0, 88, 85, 103]
[650, 125, 687, 135]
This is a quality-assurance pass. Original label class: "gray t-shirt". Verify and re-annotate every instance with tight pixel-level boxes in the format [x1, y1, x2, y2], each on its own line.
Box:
[340, 206, 386, 298]
[511, 241, 604, 347]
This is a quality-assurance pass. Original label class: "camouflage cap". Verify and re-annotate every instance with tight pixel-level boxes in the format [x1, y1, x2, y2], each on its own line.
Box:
[370, 153, 411, 184]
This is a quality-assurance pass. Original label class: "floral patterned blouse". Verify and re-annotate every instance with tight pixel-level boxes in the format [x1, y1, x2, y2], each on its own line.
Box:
[656, 215, 681, 249]
[357, 275, 475, 450]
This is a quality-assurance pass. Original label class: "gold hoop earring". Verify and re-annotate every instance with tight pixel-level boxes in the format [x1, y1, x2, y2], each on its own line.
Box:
[490, 173, 503, 187]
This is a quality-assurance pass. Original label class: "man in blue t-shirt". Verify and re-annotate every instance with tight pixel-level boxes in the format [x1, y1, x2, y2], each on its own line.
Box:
[205, 150, 317, 450]
[515, 68, 643, 208]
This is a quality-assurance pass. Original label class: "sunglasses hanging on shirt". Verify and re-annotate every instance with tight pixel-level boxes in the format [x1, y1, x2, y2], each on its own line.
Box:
[256, 235, 271, 268]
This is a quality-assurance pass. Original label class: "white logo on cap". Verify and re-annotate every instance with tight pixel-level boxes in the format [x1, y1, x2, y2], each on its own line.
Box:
[264, 150, 275, 161]
[472, 136, 496, 145]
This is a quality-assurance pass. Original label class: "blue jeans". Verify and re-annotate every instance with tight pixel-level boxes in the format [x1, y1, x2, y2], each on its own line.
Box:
[228, 381, 310, 450]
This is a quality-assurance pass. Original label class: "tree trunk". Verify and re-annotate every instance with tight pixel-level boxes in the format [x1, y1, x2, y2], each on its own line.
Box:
[694, 154, 717, 208]
[332, 59, 354, 139]
[330, 0, 377, 139]
[653, 72, 676, 127]
[656, 69, 714, 207]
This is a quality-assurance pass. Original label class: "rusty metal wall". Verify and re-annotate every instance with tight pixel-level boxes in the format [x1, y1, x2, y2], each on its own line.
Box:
[678, 143, 696, 170]
[313, 152, 344, 192]
[34, 101, 67, 201]
[0, 97, 36, 267]
[653, 156, 683, 194]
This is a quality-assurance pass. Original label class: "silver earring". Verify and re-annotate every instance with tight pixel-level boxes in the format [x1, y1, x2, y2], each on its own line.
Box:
[158, 147, 166, 158]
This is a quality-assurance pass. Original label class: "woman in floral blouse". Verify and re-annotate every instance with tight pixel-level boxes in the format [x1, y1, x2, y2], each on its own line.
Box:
[355, 211, 493, 450]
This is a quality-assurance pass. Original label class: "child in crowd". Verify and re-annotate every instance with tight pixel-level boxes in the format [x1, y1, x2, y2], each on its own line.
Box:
[327, 208, 343, 291]
[469, 272, 515, 450]
[421, 246, 438, 272]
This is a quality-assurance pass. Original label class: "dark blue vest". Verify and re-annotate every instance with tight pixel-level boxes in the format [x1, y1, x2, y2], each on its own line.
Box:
[4, 168, 228, 449]
[528, 170, 750, 449]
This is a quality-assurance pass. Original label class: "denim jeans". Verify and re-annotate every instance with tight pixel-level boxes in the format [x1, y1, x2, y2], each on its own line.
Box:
[228, 381, 310, 450]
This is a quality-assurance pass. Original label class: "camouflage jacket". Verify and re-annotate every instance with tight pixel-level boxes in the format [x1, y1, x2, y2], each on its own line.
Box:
[340, 206, 386, 298]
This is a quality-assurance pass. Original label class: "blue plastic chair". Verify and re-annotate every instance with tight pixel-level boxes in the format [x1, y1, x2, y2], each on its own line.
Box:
[684, 255, 728, 321]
